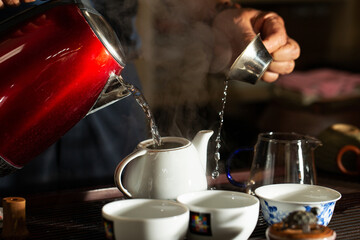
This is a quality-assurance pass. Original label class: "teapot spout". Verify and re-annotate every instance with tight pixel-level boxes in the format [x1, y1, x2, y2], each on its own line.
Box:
[87, 74, 131, 115]
[192, 130, 214, 171]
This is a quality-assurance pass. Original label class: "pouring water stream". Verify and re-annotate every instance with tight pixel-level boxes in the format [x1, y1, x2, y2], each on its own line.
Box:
[115, 75, 162, 147]
[211, 34, 272, 180]
[115, 34, 271, 180]
[211, 79, 229, 179]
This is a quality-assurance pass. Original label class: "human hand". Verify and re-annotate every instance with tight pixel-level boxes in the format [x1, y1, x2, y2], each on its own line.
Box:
[211, 7, 300, 82]
[0, 0, 35, 9]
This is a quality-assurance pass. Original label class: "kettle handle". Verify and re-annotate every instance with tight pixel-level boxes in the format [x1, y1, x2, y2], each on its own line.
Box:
[114, 149, 148, 198]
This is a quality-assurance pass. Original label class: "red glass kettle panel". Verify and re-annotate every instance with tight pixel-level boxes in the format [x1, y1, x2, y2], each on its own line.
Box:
[0, 5, 123, 167]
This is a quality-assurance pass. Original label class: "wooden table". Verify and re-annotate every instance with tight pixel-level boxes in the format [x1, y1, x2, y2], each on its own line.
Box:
[5, 173, 360, 239]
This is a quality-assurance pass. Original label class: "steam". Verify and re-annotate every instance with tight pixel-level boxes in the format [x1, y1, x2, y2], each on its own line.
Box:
[138, 0, 231, 139]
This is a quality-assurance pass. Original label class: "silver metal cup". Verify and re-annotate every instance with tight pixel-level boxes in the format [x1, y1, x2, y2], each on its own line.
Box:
[228, 33, 272, 84]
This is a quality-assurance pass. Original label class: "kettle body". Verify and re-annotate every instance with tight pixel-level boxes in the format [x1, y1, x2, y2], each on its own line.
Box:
[0, 0, 129, 176]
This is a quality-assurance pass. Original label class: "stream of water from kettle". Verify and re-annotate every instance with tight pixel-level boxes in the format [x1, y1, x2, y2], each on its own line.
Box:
[116, 75, 228, 177]
[116, 75, 162, 147]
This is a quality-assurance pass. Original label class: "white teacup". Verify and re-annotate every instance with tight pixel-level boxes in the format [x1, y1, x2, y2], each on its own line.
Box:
[177, 190, 259, 240]
[102, 199, 189, 240]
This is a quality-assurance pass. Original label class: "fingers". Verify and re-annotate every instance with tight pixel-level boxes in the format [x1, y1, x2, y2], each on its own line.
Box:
[272, 37, 300, 61]
[268, 60, 295, 75]
[261, 37, 300, 82]
[263, 58, 295, 82]
[211, 7, 300, 81]
[253, 12, 287, 53]
[262, 71, 279, 83]
[1, 0, 21, 7]
[0, 0, 35, 8]
[253, 11, 300, 83]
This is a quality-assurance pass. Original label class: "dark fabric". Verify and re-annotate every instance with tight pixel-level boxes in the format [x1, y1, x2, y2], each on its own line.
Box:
[92, 0, 138, 57]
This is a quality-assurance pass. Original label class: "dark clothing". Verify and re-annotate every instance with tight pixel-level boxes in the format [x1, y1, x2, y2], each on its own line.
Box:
[92, 0, 138, 57]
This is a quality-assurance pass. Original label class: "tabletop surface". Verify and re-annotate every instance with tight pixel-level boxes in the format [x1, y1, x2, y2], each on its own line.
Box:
[3, 174, 360, 239]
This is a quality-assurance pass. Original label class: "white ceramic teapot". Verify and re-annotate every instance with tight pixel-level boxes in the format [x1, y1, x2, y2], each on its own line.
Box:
[114, 130, 213, 199]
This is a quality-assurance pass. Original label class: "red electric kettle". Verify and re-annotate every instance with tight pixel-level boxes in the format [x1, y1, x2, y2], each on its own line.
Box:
[0, 0, 131, 176]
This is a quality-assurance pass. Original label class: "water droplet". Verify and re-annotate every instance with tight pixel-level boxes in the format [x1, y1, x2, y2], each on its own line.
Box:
[214, 152, 220, 161]
[212, 170, 220, 179]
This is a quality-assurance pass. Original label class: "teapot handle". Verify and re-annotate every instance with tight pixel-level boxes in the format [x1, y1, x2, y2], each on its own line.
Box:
[114, 149, 147, 198]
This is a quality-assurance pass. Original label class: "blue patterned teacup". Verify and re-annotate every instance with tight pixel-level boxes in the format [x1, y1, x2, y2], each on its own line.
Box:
[255, 184, 341, 226]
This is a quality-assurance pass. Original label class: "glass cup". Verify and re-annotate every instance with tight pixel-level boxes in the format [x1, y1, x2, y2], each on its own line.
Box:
[226, 132, 322, 195]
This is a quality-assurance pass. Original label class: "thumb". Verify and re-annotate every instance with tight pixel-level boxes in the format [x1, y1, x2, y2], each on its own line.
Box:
[253, 12, 287, 53]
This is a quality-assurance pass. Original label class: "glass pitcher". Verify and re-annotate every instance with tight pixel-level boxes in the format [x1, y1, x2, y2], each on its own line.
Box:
[227, 132, 322, 194]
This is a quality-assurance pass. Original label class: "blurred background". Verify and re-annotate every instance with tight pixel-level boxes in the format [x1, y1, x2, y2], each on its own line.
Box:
[134, 0, 360, 178]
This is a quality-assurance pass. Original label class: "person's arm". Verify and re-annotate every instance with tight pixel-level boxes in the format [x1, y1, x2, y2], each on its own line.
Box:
[211, 2, 300, 82]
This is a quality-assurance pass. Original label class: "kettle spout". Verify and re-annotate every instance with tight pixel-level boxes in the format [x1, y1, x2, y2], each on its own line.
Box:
[192, 130, 214, 171]
[87, 73, 131, 115]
